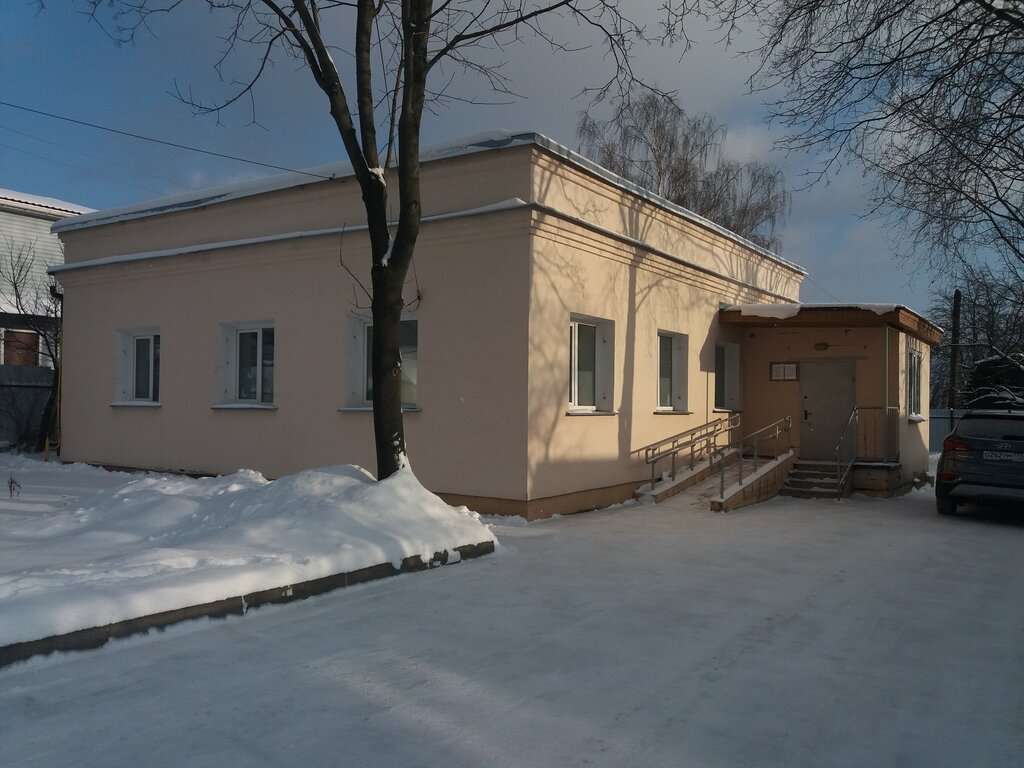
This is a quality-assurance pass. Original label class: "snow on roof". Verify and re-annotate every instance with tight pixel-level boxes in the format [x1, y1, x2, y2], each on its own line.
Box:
[0, 188, 94, 217]
[50, 130, 805, 276]
[726, 303, 903, 318]
[51, 197, 532, 275]
[723, 302, 944, 345]
[50, 131, 539, 235]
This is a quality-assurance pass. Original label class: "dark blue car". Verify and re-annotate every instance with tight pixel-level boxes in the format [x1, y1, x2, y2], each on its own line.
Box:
[936, 410, 1024, 514]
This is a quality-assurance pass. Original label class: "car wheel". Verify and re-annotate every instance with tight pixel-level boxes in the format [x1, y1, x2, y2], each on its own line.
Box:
[937, 497, 958, 516]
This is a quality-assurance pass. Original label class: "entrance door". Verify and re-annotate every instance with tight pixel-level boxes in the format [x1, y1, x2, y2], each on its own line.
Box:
[800, 361, 855, 459]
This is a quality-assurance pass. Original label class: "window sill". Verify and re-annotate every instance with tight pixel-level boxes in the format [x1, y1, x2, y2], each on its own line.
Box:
[338, 406, 421, 413]
[712, 408, 741, 414]
[654, 410, 693, 415]
[565, 409, 617, 416]
[212, 403, 277, 410]
[111, 401, 161, 408]
[908, 413, 926, 423]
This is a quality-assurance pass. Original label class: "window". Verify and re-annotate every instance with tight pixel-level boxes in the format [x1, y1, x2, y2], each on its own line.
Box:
[570, 321, 597, 408]
[908, 348, 922, 416]
[657, 332, 689, 411]
[133, 334, 160, 401]
[115, 329, 160, 403]
[714, 342, 740, 410]
[569, 316, 614, 412]
[219, 323, 274, 405]
[236, 327, 274, 403]
[2, 329, 39, 366]
[364, 319, 418, 406]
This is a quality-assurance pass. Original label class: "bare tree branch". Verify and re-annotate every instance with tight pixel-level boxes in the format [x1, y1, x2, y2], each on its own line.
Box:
[725, 0, 1024, 271]
[578, 90, 791, 251]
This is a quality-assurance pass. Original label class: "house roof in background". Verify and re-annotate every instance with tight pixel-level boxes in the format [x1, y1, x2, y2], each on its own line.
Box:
[0, 188, 94, 219]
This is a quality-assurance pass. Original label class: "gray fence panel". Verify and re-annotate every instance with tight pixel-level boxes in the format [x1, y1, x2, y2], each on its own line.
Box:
[0, 365, 54, 448]
[928, 409, 968, 452]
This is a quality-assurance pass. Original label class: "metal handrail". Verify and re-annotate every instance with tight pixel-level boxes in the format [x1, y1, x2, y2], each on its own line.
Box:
[834, 407, 859, 500]
[641, 414, 739, 491]
[711, 415, 792, 499]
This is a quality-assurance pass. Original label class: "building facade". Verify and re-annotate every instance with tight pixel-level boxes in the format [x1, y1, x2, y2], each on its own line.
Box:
[52, 133, 937, 516]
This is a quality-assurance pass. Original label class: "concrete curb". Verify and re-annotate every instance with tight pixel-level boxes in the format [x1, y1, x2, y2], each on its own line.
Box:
[0, 540, 495, 670]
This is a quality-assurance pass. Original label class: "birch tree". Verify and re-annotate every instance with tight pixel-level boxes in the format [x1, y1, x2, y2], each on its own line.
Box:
[578, 91, 790, 250]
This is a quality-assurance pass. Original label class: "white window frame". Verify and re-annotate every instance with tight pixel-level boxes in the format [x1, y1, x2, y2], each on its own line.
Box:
[218, 322, 275, 406]
[344, 313, 419, 410]
[657, 331, 689, 412]
[714, 341, 741, 411]
[114, 328, 161, 404]
[569, 315, 614, 413]
[908, 347, 923, 417]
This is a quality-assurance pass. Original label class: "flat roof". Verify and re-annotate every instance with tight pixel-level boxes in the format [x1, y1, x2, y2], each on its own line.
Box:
[720, 303, 943, 345]
[51, 130, 805, 277]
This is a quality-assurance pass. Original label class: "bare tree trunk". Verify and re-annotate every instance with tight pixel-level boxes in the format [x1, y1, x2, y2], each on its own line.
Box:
[35, 366, 57, 452]
[368, 0, 431, 480]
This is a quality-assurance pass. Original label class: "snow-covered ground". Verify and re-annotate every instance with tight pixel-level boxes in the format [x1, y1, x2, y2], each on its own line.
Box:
[3, 457, 1023, 767]
[0, 455, 492, 647]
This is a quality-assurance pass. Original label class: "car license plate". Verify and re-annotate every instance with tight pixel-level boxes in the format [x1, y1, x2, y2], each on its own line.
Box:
[982, 451, 1024, 461]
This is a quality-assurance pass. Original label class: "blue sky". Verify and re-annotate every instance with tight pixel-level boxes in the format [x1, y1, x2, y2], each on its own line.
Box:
[1, 1, 939, 313]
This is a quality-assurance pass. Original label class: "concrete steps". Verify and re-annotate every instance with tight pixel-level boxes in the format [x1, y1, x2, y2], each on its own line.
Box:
[779, 460, 844, 499]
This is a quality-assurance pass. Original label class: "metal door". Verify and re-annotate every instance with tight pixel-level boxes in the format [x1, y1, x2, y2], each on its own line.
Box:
[800, 361, 856, 459]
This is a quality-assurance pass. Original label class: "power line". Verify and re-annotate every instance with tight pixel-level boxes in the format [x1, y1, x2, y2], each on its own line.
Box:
[0, 122, 199, 193]
[0, 140, 168, 197]
[0, 99, 332, 180]
[802, 273, 844, 302]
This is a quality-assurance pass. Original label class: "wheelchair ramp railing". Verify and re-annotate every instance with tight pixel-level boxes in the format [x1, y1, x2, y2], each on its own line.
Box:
[640, 414, 740, 492]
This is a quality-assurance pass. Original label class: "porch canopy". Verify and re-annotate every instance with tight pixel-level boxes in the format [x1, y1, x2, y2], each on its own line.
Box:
[718, 303, 942, 345]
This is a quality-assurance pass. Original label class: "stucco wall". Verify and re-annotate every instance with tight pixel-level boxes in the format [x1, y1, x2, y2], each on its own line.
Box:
[60, 149, 534, 265]
[529, 149, 803, 303]
[59, 206, 534, 501]
[524, 211, 795, 502]
[58, 139, 805, 512]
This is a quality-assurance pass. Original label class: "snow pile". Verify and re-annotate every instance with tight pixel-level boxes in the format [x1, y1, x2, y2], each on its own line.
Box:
[0, 457, 493, 647]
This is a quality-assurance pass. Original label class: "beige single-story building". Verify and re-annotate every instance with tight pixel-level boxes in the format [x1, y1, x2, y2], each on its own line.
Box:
[51, 132, 940, 517]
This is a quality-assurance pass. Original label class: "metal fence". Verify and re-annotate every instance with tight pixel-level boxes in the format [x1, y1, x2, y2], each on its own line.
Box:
[0, 365, 53, 449]
[928, 409, 967, 452]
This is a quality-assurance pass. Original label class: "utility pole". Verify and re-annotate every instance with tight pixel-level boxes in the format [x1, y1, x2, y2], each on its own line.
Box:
[948, 288, 961, 410]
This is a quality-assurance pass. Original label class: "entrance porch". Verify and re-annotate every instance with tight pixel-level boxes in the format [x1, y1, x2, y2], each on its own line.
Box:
[720, 304, 942, 497]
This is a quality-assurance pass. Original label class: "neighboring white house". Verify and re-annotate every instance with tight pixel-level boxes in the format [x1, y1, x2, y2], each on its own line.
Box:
[0, 189, 93, 446]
